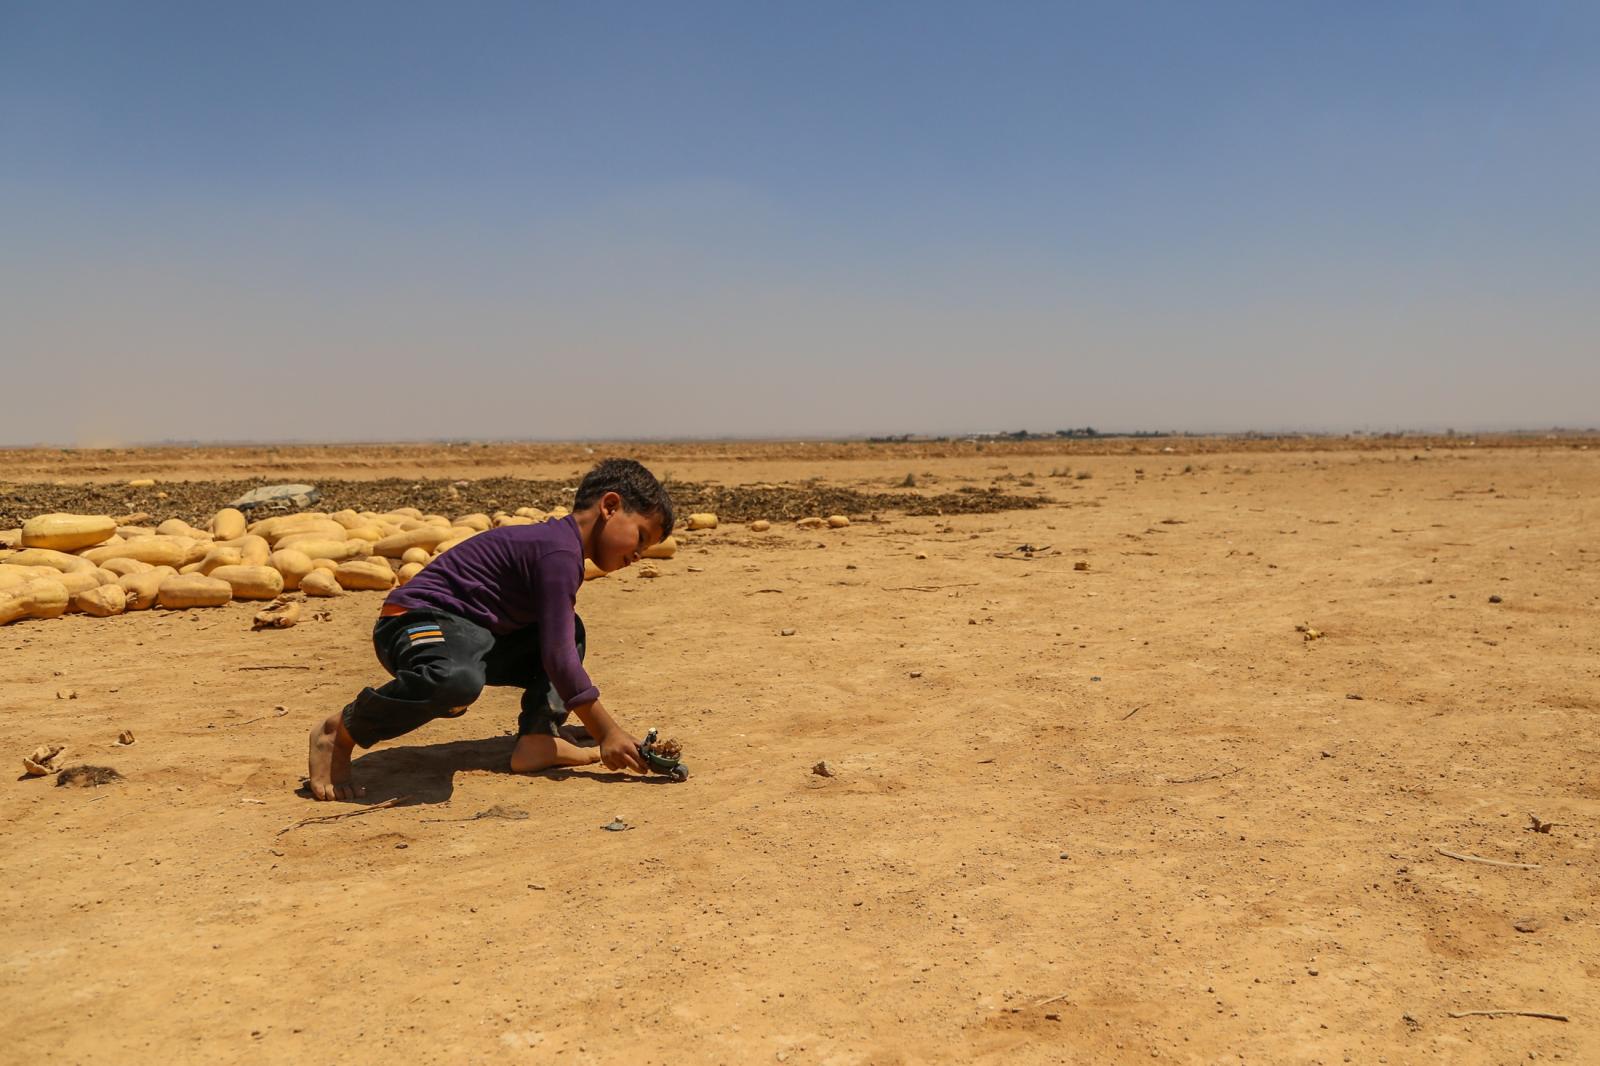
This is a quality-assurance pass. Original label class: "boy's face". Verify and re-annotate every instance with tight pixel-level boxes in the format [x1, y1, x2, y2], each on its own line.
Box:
[592, 492, 665, 573]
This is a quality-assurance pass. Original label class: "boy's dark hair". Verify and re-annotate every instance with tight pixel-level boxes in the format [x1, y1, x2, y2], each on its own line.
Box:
[573, 458, 674, 537]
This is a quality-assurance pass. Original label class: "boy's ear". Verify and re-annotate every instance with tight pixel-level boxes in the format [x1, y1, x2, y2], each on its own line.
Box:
[600, 490, 623, 517]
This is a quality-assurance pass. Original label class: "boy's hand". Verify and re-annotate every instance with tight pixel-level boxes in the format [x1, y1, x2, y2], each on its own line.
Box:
[598, 727, 648, 774]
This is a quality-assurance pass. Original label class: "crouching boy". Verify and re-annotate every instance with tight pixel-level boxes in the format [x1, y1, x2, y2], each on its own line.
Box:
[306, 458, 672, 801]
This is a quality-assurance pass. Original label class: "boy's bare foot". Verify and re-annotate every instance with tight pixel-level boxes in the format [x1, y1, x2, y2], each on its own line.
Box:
[307, 711, 364, 801]
[510, 734, 602, 773]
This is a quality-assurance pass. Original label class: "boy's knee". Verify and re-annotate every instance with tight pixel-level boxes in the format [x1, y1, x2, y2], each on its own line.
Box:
[422, 663, 485, 710]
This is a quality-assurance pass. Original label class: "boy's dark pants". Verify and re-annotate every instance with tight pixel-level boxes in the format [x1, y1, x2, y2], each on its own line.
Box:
[340, 610, 585, 749]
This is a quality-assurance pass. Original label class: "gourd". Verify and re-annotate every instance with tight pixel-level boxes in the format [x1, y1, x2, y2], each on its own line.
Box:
[157, 518, 211, 540]
[274, 527, 348, 549]
[54, 570, 106, 596]
[156, 574, 233, 609]
[20, 513, 117, 551]
[401, 547, 431, 566]
[278, 538, 368, 562]
[248, 514, 339, 544]
[827, 515, 850, 528]
[117, 571, 165, 610]
[8, 547, 98, 574]
[687, 513, 718, 530]
[73, 584, 128, 617]
[99, 558, 155, 577]
[750, 520, 771, 532]
[269, 549, 314, 591]
[641, 536, 677, 560]
[180, 545, 243, 575]
[0, 564, 53, 590]
[208, 565, 285, 600]
[338, 523, 389, 544]
[300, 570, 344, 596]
[82, 536, 192, 568]
[216, 534, 271, 566]
[0, 580, 71, 625]
[334, 560, 396, 590]
[434, 532, 478, 555]
[397, 561, 425, 585]
[210, 507, 247, 540]
[373, 527, 453, 558]
[454, 513, 491, 532]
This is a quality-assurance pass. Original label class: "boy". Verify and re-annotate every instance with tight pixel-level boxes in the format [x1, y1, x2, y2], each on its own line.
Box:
[306, 458, 673, 801]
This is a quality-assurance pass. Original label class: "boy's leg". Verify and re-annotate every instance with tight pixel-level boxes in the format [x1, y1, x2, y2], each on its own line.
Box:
[307, 612, 496, 800]
[483, 615, 599, 772]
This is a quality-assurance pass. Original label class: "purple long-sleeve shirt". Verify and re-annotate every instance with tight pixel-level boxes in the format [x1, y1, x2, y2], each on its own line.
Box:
[385, 516, 598, 710]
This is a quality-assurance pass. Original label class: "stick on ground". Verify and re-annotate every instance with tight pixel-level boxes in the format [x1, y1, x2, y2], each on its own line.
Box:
[1166, 765, 1243, 784]
[278, 795, 411, 836]
[1434, 847, 1542, 870]
[1447, 1010, 1567, 1022]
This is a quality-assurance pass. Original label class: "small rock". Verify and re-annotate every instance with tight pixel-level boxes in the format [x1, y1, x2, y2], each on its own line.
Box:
[22, 743, 67, 777]
[56, 690, 77, 701]
[780, 628, 796, 636]
[811, 761, 836, 778]
[1513, 917, 1541, 933]
[1074, 561, 1089, 571]
[915, 552, 928, 560]
[638, 564, 660, 579]
[395, 842, 408, 850]
[1488, 594, 1503, 604]
[602, 818, 630, 832]
[116, 730, 135, 746]
[909, 670, 923, 678]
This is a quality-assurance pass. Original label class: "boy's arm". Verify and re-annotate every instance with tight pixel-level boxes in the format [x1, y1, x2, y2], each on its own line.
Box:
[569, 699, 647, 774]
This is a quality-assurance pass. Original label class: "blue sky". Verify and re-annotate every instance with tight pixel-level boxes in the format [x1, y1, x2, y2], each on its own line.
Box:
[2, 1, 1596, 444]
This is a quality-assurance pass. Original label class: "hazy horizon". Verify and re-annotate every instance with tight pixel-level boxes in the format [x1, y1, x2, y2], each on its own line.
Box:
[4, 2, 1597, 447]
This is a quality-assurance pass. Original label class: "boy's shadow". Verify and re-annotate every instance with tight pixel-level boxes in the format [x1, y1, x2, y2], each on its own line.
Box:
[342, 735, 675, 805]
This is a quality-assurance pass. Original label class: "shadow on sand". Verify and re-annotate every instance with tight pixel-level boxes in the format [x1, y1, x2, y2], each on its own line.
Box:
[319, 735, 675, 805]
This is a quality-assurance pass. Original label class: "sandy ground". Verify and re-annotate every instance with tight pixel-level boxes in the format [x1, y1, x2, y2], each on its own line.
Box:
[2, 441, 1597, 1065]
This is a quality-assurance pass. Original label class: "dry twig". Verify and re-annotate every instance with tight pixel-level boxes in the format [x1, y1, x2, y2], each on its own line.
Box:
[882, 583, 980, 592]
[223, 705, 290, 728]
[1434, 847, 1541, 870]
[1447, 1010, 1567, 1022]
[1166, 766, 1243, 784]
[278, 795, 411, 836]
[237, 664, 312, 672]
